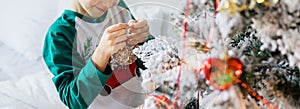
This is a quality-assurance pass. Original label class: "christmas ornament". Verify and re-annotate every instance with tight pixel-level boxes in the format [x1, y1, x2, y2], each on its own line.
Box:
[201, 57, 278, 108]
[110, 46, 137, 70]
[202, 57, 243, 90]
[109, 20, 140, 70]
[146, 94, 182, 109]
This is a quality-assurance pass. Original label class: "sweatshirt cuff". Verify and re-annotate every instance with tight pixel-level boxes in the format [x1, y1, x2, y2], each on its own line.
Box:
[84, 58, 113, 83]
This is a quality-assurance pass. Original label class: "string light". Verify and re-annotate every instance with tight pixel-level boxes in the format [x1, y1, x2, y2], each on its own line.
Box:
[236, 79, 278, 109]
[273, 0, 279, 4]
[256, 0, 265, 4]
[219, 0, 278, 13]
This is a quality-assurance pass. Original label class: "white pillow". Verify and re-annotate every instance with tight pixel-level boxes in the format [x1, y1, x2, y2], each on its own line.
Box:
[0, 0, 60, 61]
[0, 42, 47, 81]
[0, 70, 65, 109]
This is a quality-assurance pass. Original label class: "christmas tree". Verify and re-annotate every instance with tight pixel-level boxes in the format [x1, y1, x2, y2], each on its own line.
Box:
[126, 0, 300, 108]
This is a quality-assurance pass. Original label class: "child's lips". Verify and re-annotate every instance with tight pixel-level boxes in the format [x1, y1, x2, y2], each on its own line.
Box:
[95, 6, 106, 12]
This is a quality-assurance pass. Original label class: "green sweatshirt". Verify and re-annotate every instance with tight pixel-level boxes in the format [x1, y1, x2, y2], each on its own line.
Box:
[43, 1, 153, 109]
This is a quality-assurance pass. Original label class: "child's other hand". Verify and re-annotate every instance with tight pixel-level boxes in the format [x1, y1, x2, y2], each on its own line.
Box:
[127, 19, 150, 46]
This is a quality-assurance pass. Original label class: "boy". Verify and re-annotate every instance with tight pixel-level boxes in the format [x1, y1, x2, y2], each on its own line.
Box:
[43, 0, 153, 108]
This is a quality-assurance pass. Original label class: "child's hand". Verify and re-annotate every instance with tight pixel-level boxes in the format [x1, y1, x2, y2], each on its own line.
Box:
[92, 23, 129, 72]
[100, 23, 129, 56]
[127, 19, 150, 46]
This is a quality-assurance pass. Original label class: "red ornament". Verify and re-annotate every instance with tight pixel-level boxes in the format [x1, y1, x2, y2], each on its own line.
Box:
[202, 58, 243, 90]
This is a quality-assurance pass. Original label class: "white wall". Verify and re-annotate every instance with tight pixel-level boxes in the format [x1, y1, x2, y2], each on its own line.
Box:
[0, 0, 60, 81]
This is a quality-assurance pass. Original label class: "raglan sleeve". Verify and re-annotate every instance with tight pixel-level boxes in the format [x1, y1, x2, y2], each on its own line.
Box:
[42, 24, 112, 109]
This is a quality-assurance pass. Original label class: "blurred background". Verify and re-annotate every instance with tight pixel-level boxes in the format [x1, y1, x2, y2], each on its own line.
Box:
[0, 0, 183, 108]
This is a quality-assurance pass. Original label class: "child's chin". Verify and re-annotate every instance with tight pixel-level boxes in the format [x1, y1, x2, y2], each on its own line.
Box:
[87, 10, 105, 18]
[89, 13, 102, 18]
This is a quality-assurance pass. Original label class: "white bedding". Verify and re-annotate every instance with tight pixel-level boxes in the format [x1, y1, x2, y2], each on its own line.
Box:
[0, 0, 181, 108]
[0, 71, 65, 109]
